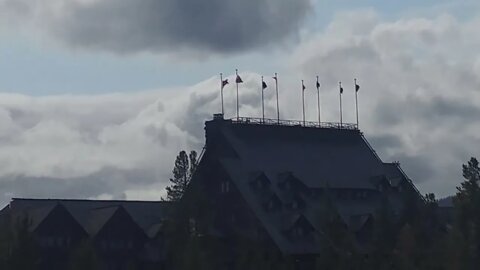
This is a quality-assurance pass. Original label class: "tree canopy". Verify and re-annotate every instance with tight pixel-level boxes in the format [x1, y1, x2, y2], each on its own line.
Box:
[165, 150, 198, 201]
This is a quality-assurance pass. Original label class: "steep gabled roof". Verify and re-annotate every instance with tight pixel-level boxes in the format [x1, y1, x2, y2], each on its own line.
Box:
[203, 117, 419, 254]
[5, 198, 172, 238]
[213, 119, 384, 190]
[86, 206, 121, 236]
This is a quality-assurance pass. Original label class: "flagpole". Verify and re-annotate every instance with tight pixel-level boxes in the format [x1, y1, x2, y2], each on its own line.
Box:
[261, 76, 265, 123]
[302, 80, 305, 126]
[236, 69, 239, 120]
[275, 73, 279, 123]
[220, 73, 224, 115]
[339, 82, 343, 126]
[316, 76, 320, 124]
[355, 78, 359, 128]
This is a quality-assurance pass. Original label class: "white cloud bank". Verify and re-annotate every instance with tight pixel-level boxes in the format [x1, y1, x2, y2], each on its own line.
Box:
[0, 73, 275, 205]
[292, 10, 480, 197]
[2, 9, 480, 205]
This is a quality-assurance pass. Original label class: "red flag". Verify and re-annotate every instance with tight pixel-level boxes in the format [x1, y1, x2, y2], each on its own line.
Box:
[221, 79, 229, 89]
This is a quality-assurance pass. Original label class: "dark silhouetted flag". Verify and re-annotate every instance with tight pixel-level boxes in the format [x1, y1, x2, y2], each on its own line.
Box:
[340, 86, 344, 94]
[262, 81, 267, 90]
[302, 83, 306, 91]
[222, 79, 229, 89]
[355, 83, 360, 92]
[316, 81, 320, 90]
[273, 75, 277, 81]
[236, 75, 243, 83]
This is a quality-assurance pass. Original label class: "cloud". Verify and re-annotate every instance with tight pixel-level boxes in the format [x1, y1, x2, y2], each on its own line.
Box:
[0, 73, 274, 206]
[292, 10, 480, 197]
[0, 0, 311, 55]
[1, 7, 480, 205]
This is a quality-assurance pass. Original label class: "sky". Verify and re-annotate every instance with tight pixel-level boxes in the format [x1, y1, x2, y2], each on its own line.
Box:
[0, 0, 479, 205]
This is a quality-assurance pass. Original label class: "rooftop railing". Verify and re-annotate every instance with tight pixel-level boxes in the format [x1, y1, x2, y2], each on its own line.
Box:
[229, 116, 358, 130]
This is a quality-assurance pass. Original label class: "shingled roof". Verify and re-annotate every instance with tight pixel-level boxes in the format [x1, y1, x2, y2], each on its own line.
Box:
[3, 198, 172, 238]
[201, 116, 420, 254]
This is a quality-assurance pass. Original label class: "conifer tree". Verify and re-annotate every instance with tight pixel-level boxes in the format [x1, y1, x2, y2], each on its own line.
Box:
[165, 150, 198, 201]
[7, 217, 39, 270]
[453, 157, 480, 268]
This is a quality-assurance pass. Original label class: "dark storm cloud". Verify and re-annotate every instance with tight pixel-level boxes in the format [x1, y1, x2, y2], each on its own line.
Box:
[31, 0, 312, 54]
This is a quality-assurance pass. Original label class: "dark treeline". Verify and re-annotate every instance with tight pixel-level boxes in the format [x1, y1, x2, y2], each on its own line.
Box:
[1, 157, 479, 269]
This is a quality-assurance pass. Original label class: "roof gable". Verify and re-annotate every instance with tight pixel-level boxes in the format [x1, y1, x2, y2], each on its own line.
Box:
[202, 118, 420, 254]
[34, 203, 87, 237]
[210, 120, 383, 190]
[7, 199, 171, 238]
[95, 206, 147, 240]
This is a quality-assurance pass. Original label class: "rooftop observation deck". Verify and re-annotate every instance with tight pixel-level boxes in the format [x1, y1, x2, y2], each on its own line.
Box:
[213, 114, 358, 130]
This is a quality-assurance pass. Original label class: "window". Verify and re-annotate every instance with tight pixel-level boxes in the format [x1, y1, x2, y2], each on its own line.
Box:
[189, 218, 197, 235]
[292, 200, 298, 209]
[265, 195, 282, 212]
[251, 173, 270, 190]
[47, 237, 54, 247]
[220, 181, 230, 193]
[289, 197, 305, 210]
[293, 226, 304, 237]
[56, 237, 63, 247]
[354, 190, 368, 200]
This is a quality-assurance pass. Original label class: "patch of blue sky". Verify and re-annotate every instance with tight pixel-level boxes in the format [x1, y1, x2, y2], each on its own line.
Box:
[0, 0, 477, 95]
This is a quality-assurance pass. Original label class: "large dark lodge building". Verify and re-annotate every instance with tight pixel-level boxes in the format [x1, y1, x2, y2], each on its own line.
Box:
[0, 114, 423, 269]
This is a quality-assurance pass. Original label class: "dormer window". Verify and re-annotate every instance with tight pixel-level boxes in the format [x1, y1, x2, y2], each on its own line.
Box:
[264, 194, 282, 212]
[288, 215, 314, 239]
[377, 176, 391, 192]
[250, 172, 271, 190]
[278, 172, 307, 193]
[288, 195, 305, 210]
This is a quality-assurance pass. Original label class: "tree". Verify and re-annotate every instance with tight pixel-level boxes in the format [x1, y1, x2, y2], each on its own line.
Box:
[453, 157, 480, 269]
[165, 150, 198, 201]
[6, 217, 39, 270]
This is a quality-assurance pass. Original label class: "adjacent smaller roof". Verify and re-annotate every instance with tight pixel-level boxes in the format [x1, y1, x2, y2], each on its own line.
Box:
[3, 198, 172, 238]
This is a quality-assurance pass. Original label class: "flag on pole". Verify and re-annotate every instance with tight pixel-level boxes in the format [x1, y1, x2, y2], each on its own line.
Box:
[355, 82, 360, 92]
[302, 82, 306, 91]
[273, 75, 277, 81]
[340, 85, 344, 94]
[236, 74, 243, 83]
[262, 81, 267, 90]
[222, 79, 229, 89]
[316, 80, 320, 90]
